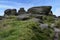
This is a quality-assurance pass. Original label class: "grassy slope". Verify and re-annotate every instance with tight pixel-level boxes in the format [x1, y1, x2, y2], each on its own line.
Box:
[0, 16, 54, 40]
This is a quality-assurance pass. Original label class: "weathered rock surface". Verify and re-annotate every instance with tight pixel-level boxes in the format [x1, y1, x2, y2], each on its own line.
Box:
[30, 18, 42, 23]
[40, 24, 49, 29]
[11, 9, 17, 16]
[18, 8, 26, 15]
[4, 9, 17, 16]
[28, 6, 52, 15]
[17, 14, 31, 20]
[4, 9, 11, 16]
[54, 28, 60, 40]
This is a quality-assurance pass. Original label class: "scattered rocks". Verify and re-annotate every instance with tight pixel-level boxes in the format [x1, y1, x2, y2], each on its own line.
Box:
[54, 28, 60, 40]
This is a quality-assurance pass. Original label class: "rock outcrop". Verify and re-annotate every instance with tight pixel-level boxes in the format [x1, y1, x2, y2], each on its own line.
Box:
[4, 6, 53, 16]
[4, 9, 11, 16]
[11, 9, 17, 16]
[4, 9, 17, 16]
[17, 14, 31, 20]
[28, 6, 52, 15]
[3, 6, 58, 21]
[18, 8, 26, 15]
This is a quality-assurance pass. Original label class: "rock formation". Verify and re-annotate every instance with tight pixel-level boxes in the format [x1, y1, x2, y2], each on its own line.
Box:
[17, 14, 31, 20]
[4, 6, 53, 16]
[11, 9, 17, 16]
[3, 6, 59, 21]
[3, 6, 57, 21]
[28, 6, 52, 15]
[4, 9, 11, 16]
[18, 8, 26, 15]
[4, 9, 17, 16]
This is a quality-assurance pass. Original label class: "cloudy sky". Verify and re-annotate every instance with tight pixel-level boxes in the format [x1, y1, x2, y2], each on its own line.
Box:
[0, 0, 60, 16]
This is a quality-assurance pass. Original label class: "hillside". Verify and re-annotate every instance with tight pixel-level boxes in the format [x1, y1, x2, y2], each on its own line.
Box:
[0, 16, 55, 40]
[0, 6, 60, 40]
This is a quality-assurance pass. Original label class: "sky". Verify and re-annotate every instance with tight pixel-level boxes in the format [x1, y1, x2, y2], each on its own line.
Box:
[0, 0, 60, 16]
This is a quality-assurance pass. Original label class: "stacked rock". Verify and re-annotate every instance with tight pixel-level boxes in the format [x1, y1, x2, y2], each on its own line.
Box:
[4, 9, 17, 16]
[18, 8, 26, 15]
[4, 9, 11, 16]
[28, 6, 52, 15]
[11, 9, 17, 16]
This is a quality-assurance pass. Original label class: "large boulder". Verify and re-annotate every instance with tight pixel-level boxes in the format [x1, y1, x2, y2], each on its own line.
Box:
[11, 9, 17, 16]
[28, 6, 52, 15]
[17, 14, 31, 20]
[4, 9, 11, 16]
[4, 9, 17, 16]
[18, 8, 26, 15]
